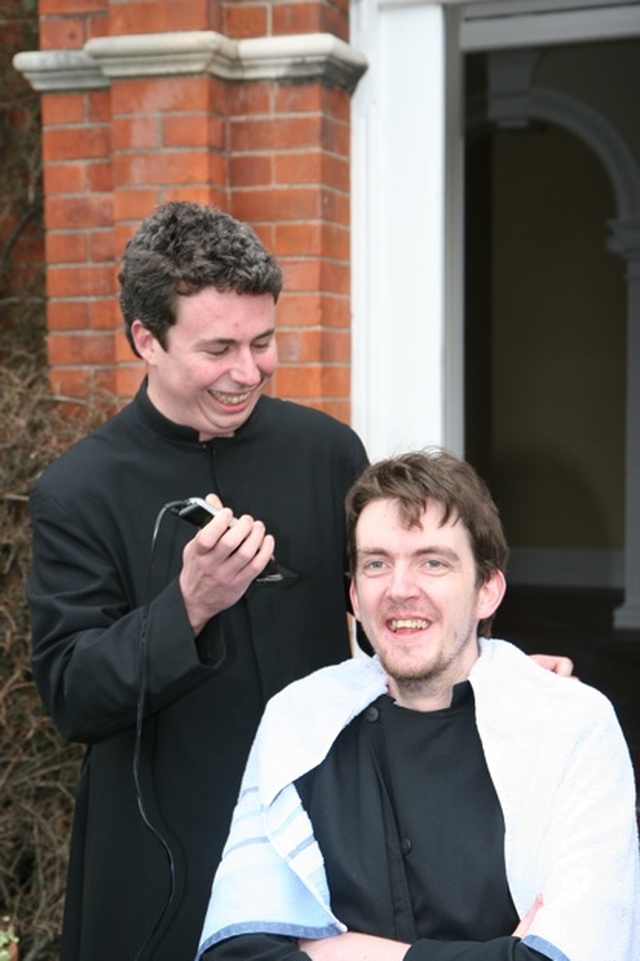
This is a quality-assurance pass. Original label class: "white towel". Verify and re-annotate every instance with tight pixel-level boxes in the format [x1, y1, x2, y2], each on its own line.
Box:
[198, 640, 640, 961]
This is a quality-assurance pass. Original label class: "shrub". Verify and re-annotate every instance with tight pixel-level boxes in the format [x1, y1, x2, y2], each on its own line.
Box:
[0, 357, 110, 961]
[0, 4, 110, 957]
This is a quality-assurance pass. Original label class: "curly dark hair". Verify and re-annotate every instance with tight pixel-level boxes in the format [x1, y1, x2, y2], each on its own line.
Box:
[345, 448, 509, 637]
[118, 202, 284, 354]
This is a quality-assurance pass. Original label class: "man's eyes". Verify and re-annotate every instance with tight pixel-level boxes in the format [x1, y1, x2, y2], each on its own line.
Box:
[360, 559, 388, 574]
[203, 339, 272, 357]
[359, 558, 450, 575]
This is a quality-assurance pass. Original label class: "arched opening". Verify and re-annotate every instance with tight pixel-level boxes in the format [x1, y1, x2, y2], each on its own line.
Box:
[465, 116, 626, 578]
[463, 41, 640, 778]
[464, 41, 640, 621]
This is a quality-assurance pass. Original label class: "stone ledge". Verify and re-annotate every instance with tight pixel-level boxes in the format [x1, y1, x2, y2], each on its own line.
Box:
[14, 30, 368, 94]
[13, 49, 109, 91]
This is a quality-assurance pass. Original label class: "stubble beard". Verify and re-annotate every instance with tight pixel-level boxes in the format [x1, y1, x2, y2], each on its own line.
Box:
[381, 625, 478, 705]
[385, 655, 450, 702]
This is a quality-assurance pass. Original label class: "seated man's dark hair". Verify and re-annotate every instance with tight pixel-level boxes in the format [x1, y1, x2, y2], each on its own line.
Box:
[346, 448, 509, 637]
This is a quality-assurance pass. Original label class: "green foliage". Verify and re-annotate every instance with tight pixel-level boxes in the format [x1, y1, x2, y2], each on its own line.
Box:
[0, 916, 18, 961]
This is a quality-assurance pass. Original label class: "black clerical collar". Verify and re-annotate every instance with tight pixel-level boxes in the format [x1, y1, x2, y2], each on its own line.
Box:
[134, 377, 267, 444]
[381, 679, 473, 716]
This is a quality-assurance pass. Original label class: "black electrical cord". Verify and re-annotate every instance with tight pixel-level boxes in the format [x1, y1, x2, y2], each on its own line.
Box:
[131, 496, 290, 958]
[132, 500, 190, 961]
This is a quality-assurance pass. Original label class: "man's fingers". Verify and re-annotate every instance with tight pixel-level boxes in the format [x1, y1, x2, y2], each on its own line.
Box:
[513, 893, 543, 938]
[195, 512, 273, 575]
[530, 653, 575, 677]
[191, 506, 235, 550]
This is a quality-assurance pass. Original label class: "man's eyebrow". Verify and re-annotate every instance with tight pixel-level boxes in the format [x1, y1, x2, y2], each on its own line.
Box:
[356, 547, 391, 558]
[196, 328, 276, 348]
[419, 548, 463, 569]
[356, 545, 461, 562]
[415, 545, 460, 560]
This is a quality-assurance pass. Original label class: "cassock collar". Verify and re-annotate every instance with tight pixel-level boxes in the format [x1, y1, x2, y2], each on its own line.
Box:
[133, 376, 268, 445]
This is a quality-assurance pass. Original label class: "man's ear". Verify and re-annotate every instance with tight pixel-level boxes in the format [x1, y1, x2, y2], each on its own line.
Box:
[349, 578, 361, 622]
[130, 320, 158, 363]
[476, 569, 507, 622]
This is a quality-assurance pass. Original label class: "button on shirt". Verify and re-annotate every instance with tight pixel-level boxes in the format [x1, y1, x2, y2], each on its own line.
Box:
[298, 682, 522, 942]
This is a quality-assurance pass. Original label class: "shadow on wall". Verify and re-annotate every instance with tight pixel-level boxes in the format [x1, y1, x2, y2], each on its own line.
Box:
[492, 446, 615, 547]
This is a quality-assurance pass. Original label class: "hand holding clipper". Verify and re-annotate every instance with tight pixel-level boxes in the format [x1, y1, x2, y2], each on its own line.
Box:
[172, 497, 295, 583]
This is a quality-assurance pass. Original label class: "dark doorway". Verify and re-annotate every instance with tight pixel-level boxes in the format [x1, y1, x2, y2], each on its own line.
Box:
[463, 46, 639, 787]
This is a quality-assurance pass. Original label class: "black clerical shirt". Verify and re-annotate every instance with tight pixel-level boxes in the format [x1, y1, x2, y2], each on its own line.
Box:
[208, 684, 548, 961]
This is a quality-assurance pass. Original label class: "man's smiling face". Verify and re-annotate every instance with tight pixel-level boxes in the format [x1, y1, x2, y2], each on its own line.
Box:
[132, 286, 278, 440]
[349, 497, 505, 710]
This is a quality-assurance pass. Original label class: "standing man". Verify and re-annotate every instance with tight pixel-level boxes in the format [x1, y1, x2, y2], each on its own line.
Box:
[199, 450, 639, 961]
[27, 202, 369, 961]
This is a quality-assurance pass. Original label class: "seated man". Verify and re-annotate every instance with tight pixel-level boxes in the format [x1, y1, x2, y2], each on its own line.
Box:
[197, 450, 640, 961]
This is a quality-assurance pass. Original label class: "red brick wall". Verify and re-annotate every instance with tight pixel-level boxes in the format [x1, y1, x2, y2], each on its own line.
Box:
[36, 0, 354, 422]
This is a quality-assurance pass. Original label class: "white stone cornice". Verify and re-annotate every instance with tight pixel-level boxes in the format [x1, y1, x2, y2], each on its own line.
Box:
[235, 33, 367, 90]
[13, 30, 368, 94]
[12, 49, 109, 91]
[85, 30, 238, 78]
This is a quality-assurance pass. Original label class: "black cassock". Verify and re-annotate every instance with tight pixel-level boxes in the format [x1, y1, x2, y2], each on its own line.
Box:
[28, 382, 368, 961]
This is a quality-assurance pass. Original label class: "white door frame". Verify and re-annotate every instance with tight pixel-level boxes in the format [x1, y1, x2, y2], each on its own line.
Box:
[350, 0, 640, 627]
[350, 0, 465, 463]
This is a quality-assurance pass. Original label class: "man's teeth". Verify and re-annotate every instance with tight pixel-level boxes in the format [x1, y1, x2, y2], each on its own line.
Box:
[211, 390, 251, 406]
[390, 618, 429, 631]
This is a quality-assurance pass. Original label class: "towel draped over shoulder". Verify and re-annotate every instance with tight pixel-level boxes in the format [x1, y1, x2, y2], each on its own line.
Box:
[198, 640, 640, 961]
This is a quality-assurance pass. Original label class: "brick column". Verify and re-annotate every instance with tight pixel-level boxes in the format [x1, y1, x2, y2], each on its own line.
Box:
[228, 79, 353, 422]
[107, 64, 231, 398]
[14, 1, 367, 422]
[38, 1, 114, 398]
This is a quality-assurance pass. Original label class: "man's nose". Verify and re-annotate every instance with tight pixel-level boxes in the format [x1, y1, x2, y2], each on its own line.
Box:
[387, 564, 419, 600]
[232, 349, 261, 385]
